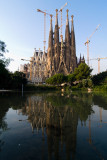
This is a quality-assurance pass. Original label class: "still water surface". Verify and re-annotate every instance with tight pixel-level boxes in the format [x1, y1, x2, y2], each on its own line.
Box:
[0, 91, 107, 160]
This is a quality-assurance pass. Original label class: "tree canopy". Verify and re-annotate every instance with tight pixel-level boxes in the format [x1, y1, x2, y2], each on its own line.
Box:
[0, 40, 11, 66]
[0, 40, 27, 90]
[46, 73, 67, 85]
[0, 40, 7, 55]
[73, 63, 92, 80]
[46, 63, 92, 85]
[92, 71, 107, 85]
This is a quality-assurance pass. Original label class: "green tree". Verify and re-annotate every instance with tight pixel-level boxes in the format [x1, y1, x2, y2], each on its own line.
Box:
[67, 74, 75, 84]
[0, 40, 11, 89]
[0, 40, 10, 66]
[10, 71, 27, 89]
[46, 74, 66, 85]
[0, 40, 6, 55]
[87, 79, 93, 88]
[92, 71, 107, 85]
[74, 63, 92, 80]
[82, 79, 87, 88]
[0, 62, 11, 89]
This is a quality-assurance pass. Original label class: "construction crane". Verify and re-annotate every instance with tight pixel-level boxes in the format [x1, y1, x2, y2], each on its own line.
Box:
[37, 9, 53, 54]
[85, 24, 100, 66]
[59, 2, 67, 42]
[87, 115, 105, 160]
[90, 57, 107, 73]
[21, 58, 33, 62]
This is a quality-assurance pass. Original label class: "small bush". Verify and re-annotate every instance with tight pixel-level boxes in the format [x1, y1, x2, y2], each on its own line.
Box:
[67, 74, 75, 84]
[87, 79, 93, 88]
[46, 74, 67, 85]
[82, 79, 87, 88]
[81, 79, 93, 88]
[77, 82, 82, 88]
[93, 84, 107, 91]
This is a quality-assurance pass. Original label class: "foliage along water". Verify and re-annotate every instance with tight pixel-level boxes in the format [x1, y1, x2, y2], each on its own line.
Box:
[0, 91, 107, 160]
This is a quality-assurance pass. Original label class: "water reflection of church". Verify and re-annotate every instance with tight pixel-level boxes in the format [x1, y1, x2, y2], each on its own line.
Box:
[1, 92, 106, 159]
[21, 94, 78, 160]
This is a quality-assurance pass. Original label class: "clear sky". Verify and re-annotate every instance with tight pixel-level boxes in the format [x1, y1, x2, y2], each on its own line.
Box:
[0, 0, 107, 74]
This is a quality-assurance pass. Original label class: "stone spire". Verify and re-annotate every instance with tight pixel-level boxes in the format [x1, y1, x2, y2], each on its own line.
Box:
[54, 9, 60, 71]
[48, 15, 53, 53]
[47, 15, 54, 76]
[65, 9, 70, 71]
[71, 15, 77, 71]
[71, 15, 76, 48]
[54, 9, 59, 44]
[65, 9, 70, 44]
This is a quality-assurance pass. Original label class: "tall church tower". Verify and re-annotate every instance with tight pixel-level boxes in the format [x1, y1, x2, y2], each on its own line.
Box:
[54, 9, 60, 72]
[71, 15, 77, 71]
[47, 15, 54, 76]
[65, 9, 71, 72]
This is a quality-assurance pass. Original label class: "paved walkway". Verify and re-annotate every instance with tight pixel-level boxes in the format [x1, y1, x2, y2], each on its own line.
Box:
[0, 90, 12, 92]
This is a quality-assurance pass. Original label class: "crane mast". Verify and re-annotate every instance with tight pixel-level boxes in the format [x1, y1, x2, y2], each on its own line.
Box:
[85, 24, 100, 66]
[37, 4, 67, 53]
[44, 12, 46, 54]
[37, 9, 53, 54]
[59, 2, 67, 43]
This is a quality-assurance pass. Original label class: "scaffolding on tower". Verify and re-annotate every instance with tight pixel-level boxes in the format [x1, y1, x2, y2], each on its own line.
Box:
[37, 9, 53, 54]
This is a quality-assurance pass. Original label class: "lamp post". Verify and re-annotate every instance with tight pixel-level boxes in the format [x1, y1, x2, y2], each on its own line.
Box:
[22, 72, 24, 96]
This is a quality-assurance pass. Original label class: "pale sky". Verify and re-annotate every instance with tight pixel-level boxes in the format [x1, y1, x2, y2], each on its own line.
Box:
[0, 0, 107, 74]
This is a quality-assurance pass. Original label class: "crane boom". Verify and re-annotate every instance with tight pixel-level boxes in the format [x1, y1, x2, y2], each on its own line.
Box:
[37, 9, 53, 17]
[90, 57, 107, 61]
[89, 24, 100, 40]
[21, 58, 33, 62]
[59, 2, 67, 12]
[98, 57, 107, 60]
[89, 57, 107, 73]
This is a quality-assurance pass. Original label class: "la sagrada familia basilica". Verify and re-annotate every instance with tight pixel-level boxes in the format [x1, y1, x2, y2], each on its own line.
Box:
[20, 9, 84, 83]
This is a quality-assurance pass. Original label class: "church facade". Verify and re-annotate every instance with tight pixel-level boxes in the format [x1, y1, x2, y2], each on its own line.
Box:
[46, 9, 77, 77]
[20, 9, 85, 83]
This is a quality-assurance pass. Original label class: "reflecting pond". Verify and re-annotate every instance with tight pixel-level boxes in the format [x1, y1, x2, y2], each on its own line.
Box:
[0, 91, 107, 160]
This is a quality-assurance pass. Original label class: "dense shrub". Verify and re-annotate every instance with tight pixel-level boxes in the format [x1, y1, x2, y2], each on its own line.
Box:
[67, 74, 75, 84]
[92, 71, 107, 85]
[87, 79, 93, 88]
[82, 79, 87, 88]
[0, 66, 27, 89]
[0, 62, 11, 88]
[81, 79, 93, 88]
[77, 82, 82, 88]
[10, 71, 27, 89]
[93, 85, 107, 91]
[46, 74, 67, 85]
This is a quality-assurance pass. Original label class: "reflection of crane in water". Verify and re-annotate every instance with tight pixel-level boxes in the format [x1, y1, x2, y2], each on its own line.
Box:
[88, 115, 92, 144]
[88, 115, 104, 160]
[99, 107, 102, 127]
